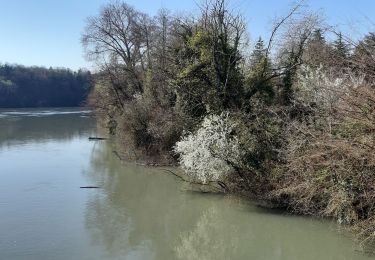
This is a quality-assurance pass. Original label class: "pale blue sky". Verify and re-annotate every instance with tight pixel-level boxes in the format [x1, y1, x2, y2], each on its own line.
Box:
[0, 0, 374, 70]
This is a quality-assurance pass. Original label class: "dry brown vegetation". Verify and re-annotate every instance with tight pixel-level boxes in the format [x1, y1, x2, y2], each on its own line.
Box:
[269, 40, 375, 251]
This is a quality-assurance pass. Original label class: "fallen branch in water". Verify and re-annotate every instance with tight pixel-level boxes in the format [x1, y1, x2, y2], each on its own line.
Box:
[88, 137, 107, 141]
[80, 186, 101, 189]
[110, 153, 226, 192]
[160, 168, 227, 193]
[112, 150, 122, 160]
[111, 151, 172, 167]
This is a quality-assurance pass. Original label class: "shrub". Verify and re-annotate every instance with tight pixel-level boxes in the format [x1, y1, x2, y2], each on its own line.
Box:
[116, 94, 183, 164]
[296, 65, 345, 112]
[174, 112, 241, 184]
[272, 66, 375, 250]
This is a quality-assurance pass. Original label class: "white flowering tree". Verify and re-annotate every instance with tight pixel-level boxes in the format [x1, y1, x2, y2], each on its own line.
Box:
[174, 112, 241, 184]
[296, 65, 345, 111]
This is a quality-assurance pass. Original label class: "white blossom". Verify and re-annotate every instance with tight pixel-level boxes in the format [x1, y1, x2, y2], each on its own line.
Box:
[174, 112, 241, 184]
[297, 65, 345, 110]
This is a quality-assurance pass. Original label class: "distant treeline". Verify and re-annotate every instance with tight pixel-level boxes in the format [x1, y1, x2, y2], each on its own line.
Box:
[0, 64, 92, 108]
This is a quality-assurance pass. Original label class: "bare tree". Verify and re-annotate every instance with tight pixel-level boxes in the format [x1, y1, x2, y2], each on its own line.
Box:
[82, 1, 151, 106]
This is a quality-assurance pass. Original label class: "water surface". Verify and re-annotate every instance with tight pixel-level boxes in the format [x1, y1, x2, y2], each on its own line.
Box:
[0, 108, 372, 260]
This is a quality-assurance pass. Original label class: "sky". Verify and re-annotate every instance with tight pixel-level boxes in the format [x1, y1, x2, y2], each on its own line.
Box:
[0, 0, 374, 70]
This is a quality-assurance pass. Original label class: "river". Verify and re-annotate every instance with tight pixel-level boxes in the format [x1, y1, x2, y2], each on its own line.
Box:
[0, 108, 372, 260]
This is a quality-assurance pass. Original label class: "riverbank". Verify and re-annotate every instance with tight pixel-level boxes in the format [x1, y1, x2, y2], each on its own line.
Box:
[100, 109, 375, 256]
[83, 0, 375, 254]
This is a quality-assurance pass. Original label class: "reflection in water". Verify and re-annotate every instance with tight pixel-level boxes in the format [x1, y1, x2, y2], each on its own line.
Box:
[84, 143, 180, 259]
[84, 141, 372, 260]
[174, 203, 365, 260]
[175, 207, 240, 260]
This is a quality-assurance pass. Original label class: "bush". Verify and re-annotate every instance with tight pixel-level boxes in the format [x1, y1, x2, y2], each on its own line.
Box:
[272, 66, 375, 249]
[174, 112, 241, 184]
[115, 94, 183, 164]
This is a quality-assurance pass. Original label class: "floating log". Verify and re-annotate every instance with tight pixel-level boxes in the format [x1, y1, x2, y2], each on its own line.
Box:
[80, 186, 101, 189]
[88, 137, 107, 141]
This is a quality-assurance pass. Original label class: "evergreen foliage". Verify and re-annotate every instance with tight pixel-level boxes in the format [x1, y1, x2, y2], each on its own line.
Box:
[333, 32, 350, 60]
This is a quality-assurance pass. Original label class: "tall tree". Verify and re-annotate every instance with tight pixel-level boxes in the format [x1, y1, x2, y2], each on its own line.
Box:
[81, 2, 150, 107]
[250, 37, 266, 67]
[352, 32, 375, 79]
[172, 0, 246, 117]
[332, 32, 350, 68]
[303, 29, 330, 67]
[245, 37, 274, 104]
